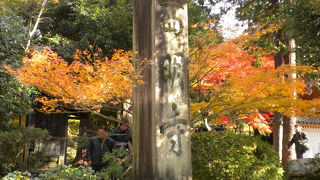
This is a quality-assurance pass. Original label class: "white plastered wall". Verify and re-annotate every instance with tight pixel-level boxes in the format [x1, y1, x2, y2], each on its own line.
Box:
[299, 126, 320, 159]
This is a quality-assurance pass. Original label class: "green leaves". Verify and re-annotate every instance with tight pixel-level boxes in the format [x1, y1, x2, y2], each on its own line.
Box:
[38, 165, 97, 180]
[191, 131, 284, 180]
[99, 148, 132, 180]
[0, 15, 36, 127]
[288, 0, 320, 68]
[0, 127, 50, 175]
[40, 0, 133, 57]
[0, 15, 27, 67]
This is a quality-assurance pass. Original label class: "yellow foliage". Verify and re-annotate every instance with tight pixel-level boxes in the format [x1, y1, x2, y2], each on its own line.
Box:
[5, 47, 139, 112]
[191, 65, 320, 121]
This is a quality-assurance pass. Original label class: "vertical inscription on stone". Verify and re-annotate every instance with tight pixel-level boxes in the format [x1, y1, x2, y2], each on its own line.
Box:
[133, 0, 191, 178]
[152, 0, 192, 178]
[158, 1, 189, 157]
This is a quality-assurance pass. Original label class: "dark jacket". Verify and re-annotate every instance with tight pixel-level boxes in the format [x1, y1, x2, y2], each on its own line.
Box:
[288, 132, 309, 152]
[109, 127, 132, 143]
[87, 136, 114, 165]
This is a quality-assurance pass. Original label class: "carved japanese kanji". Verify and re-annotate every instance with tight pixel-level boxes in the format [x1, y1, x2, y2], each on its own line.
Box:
[133, 0, 191, 178]
[167, 125, 186, 156]
[161, 8, 184, 35]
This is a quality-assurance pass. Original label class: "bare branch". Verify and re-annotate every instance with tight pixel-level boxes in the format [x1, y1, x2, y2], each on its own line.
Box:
[26, 0, 48, 50]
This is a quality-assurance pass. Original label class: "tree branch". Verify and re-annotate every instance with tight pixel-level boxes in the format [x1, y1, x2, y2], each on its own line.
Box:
[26, 0, 48, 50]
[93, 112, 131, 127]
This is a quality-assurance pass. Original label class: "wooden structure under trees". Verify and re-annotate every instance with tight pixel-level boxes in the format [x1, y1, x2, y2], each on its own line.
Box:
[28, 110, 68, 168]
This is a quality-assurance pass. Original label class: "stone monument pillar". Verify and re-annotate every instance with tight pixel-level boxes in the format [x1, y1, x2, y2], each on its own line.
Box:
[133, 0, 192, 179]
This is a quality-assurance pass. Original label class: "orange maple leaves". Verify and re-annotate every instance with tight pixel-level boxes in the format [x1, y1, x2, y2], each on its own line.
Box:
[5, 47, 137, 112]
[189, 24, 320, 134]
[190, 41, 275, 90]
[222, 112, 273, 134]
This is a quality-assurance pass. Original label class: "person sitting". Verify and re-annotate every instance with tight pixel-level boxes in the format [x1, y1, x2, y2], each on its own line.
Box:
[87, 126, 114, 172]
[109, 123, 132, 150]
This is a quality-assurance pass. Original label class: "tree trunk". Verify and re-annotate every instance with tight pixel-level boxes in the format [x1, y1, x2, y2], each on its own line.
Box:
[273, 112, 283, 158]
[26, 0, 48, 50]
[271, 0, 284, 155]
[282, 115, 296, 165]
[272, 35, 284, 156]
[281, 38, 297, 166]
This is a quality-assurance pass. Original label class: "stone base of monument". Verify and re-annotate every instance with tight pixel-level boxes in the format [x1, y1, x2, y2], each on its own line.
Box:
[287, 158, 320, 178]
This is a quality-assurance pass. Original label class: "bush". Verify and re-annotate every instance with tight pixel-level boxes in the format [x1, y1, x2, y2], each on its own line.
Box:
[192, 131, 284, 180]
[2, 149, 132, 179]
[2, 166, 97, 180]
[98, 148, 132, 180]
[2, 171, 33, 180]
[0, 127, 50, 176]
[2, 148, 132, 179]
[38, 165, 97, 180]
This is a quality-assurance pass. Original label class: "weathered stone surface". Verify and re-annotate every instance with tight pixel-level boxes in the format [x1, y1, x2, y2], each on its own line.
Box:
[287, 158, 320, 177]
[133, 0, 192, 179]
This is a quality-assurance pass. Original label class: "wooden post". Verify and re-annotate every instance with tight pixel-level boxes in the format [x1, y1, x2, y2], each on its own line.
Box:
[133, 0, 192, 179]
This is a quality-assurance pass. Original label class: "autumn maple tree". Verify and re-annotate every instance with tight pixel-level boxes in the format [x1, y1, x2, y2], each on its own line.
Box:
[189, 25, 320, 134]
[5, 46, 138, 122]
[190, 24, 278, 90]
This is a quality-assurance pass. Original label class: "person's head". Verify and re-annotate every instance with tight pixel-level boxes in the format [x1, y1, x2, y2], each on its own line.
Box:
[98, 126, 107, 140]
[295, 124, 302, 133]
[120, 123, 128, 132]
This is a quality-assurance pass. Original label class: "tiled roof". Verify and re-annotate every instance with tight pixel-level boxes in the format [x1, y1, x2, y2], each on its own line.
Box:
[297, 117, 320, 125]
[297, 83, 320, 126]
[301, 86, 320, 100]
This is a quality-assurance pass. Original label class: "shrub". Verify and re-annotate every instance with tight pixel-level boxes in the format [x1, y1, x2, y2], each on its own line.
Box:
[0, 127, 50, 175]
[2, 148, 132, 179]
[2, 171, 33, 180]
[98, 148, 132, 180]
[192, 131, 284, 180]
[37, 165, 97, 180]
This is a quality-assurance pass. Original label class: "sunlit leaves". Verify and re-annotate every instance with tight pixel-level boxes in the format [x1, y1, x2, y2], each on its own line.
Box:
[6, 47, 137, 112]
[190, 40, 274, 91]
[191, 64, 320, 133]
[189, 24, 320, 133]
